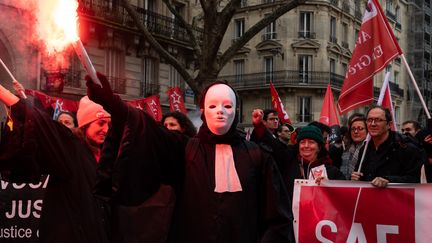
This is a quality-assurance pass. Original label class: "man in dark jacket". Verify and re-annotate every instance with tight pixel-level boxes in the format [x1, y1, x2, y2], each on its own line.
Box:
[250, 109, 298, 199]
[351, 106, 422, 187]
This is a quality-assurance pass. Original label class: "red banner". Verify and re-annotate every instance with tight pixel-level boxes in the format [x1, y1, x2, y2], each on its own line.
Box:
[337, 0, 403, 114]
[319, 84, 340, 127]
[166, 87, 187, 113]
[269, 81, 291, 124]
[293, 180, 432, 243]
[144, 95, 162, 121]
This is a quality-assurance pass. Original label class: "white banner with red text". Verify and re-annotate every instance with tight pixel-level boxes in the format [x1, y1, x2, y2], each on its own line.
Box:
[293, 179, 432, 243]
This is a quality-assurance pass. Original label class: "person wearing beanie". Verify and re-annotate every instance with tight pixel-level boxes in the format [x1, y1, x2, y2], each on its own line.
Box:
[85, 73, 295, 243]
[76, 96, 111, 162]
[296, 125, 345, 182]
[0, 83, 109, 242]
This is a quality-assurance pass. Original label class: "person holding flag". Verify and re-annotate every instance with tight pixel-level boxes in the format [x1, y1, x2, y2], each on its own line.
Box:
[0, 83, 110, 242]
[351, 106, 422, 187]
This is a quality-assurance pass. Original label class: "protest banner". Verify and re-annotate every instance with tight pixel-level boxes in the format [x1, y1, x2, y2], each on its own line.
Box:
[293, 179, 432, 243]
[0, 176, 49, 242]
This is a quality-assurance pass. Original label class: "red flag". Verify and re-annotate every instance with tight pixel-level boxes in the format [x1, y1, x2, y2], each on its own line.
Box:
[143, 95, 162, 121]
[269, 81, 291, 124]
[337, 0, 403, 114]
[50, 97, 79, 113]
[382, 84, 397, 131]
[127, 98, 146, 111]
[26, 90, 52, 109]
[319, 84, 340, 126]
[166, 87, 187, 113]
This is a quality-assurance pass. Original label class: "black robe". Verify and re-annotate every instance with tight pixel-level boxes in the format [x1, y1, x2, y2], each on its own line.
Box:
[95, 95, 294, 243]
[0, 100, 107, 243]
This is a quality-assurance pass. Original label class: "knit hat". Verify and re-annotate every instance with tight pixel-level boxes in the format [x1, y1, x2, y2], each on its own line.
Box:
[77, 96, 111, 128]
[297, 125, 324, 145]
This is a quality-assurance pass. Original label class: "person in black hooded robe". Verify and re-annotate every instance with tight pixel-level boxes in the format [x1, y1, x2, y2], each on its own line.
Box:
[85, 74, 295, 243]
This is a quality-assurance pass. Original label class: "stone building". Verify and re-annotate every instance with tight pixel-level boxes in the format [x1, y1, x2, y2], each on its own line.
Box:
[218, 0, 420, 128]
[0, 0, 197, 122]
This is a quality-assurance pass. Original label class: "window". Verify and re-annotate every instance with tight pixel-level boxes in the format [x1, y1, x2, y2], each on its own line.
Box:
[298, 96, 312, 122]
[142, 57, 158, 96]
[342, 22, 348, 47]
[386, 0, 393, 12]
[105, 48, 126, 93]
[426, 14, 431, 26]
[385, 65, 392, 74]
[145, 0, 155, 11]
[425, 52, 431, 64]
[330, 17, 337, 43]
[330, 58, 336, 74]
[342, 63, 348, 76]
[241, 0, 247, 7]
[234, 18, 245, 40]
[425, 32, 431, 45]
[263, 15, 276, 40]
[234, 60, 245, 83]
[299, 12, 313, 38]
[299, 55, 312, 84]
[169, 65, 182, 88]
[395, 6, 400, 22]
[395, 106, 400, 128]
[264, 57, 274, 83]
[394, 71, 399, 85]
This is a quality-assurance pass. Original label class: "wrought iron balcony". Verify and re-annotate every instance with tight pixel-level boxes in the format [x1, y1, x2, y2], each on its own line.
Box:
[386, 10, 397, 22]
[389, 82, 404, 97]
[77, 0, 203, 43]
[395, 22, 401, 30]
[220, 70, 345, 91]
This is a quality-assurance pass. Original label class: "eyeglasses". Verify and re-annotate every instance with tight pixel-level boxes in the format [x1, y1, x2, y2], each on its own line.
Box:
[351, 127, 365, 132]
[366, 118, 387, 124]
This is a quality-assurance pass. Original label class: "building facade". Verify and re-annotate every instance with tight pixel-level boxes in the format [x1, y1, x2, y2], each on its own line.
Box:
[0, 0, 197, 123]
[218, 0, 421, 129]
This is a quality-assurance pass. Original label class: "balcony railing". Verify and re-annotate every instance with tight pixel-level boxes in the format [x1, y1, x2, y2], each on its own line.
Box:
[389, 82, 404, 97]
[395, 22, 401, 30]
[342, 2, 350, 13]
[220, 70, 345, 91]
[298, 31, 316, 39]
[386, 10, 397, 22]
[77, 0, 203, 43]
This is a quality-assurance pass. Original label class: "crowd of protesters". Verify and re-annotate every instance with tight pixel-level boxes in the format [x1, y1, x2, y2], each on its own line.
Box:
[0, 74, 432, 243]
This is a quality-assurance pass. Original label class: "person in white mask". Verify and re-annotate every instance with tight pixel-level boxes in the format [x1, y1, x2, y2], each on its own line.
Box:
[85, 75, 295, 243]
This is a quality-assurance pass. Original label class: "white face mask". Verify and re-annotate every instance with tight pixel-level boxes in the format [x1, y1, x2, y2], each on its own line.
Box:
[203, 84, 236, 135]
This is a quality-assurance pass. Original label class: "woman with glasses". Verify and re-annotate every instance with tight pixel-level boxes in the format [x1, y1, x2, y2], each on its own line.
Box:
[340, 116, 368, 179]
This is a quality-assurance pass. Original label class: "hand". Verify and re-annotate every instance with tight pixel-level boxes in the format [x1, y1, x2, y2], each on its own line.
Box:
[371, 177, 389, 188]
[424, 135, 432, 144]
[351, 171, 363, 181]
[85, 72, 113, 107]
[12, 80, 25, 96]
[0, 84, 19, 106]
[315, 176, 325, 185]
[252, 109, 264, 125]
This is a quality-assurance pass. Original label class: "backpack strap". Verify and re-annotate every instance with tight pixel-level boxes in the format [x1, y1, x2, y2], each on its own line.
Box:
[185, 137, 200, 162]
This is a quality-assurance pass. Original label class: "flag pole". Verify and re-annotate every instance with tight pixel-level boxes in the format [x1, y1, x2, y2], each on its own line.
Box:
[0, 58, 27, 99]
[401, 54, 431, 119]
[356, 72, 391, 173]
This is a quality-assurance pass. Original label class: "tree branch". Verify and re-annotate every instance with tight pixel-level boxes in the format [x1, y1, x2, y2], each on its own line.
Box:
[161, 0, 201, 58]
[219, 0, 305, 68]
[120, 0, 199, 93]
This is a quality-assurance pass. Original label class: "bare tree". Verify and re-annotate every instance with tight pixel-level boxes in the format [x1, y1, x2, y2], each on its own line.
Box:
[121, 0, 306, 94]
